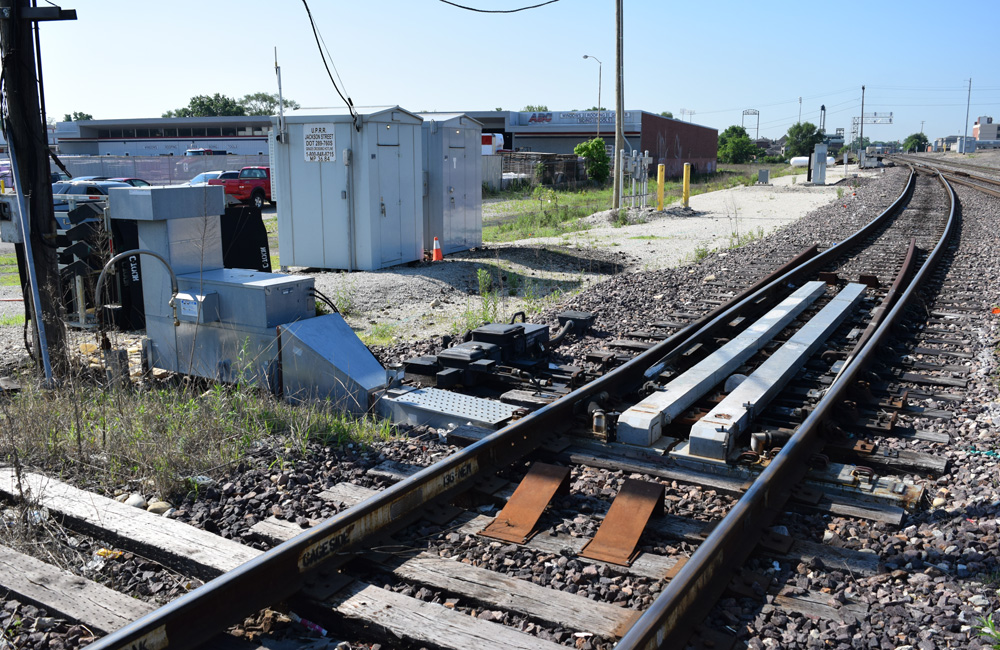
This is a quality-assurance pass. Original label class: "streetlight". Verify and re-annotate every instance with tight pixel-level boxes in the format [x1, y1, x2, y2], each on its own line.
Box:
[582, 54, 602, 140]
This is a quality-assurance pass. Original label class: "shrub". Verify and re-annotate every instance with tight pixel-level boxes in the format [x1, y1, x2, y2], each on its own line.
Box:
[574, 138, 610, 184]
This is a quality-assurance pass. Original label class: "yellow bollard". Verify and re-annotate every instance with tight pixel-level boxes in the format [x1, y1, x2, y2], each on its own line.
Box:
[656, 164, 665, 211]
[682, 162, 691, 208]
[0, 179, 4, 193]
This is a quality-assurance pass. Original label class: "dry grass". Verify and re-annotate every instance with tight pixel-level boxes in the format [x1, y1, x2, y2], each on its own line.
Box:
[0, 364, 396, 501]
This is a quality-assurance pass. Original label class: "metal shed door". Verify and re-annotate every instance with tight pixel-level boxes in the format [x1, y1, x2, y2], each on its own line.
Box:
[378, 145, 402, 264]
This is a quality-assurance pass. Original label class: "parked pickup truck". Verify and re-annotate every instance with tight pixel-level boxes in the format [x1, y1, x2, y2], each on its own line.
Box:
[211, 166, 273, 209]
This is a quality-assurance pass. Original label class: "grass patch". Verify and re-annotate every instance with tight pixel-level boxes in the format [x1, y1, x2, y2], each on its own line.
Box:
[0, 372, 397, 500]
[0, 314, 24, 326]
[629, 235, 667, 240]
[0, 274, 19, 287]
[361, 322, 398, 347]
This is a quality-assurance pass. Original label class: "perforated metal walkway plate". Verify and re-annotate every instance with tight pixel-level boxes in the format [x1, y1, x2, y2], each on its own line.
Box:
[580, 479, 665, 566]
[481, 463, 569, 544]
[381, 386, 519, 430]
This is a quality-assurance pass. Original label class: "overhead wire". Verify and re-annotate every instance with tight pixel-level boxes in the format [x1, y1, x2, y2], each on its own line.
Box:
[438, 0, 559, 13]
[300, 0, 360, 130]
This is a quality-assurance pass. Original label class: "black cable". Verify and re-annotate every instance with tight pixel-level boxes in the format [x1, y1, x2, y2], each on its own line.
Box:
[300, 0, 360, 130]
[438, 0, 559, 13]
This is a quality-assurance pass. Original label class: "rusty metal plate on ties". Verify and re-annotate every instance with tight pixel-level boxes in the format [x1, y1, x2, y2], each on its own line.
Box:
[580, 479, 665, 566]
[480, 463, 569, 544]
[853, 439, 876, 454]
[858, 274, 880, 288]
[663, 555, 688, 581]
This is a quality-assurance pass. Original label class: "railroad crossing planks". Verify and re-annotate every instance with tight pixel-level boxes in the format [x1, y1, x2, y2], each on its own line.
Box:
[0, 545, 154, 634]
[329, 580, 569, 650]
[0, 469, 261, 579]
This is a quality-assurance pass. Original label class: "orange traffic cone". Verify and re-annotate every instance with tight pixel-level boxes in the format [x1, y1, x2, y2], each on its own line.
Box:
[431, 236, 443, 261]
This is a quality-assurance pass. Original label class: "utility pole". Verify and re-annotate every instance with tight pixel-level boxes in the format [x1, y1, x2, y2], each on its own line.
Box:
[920, 120, 925, 134]
[612, 0, 623, 211]
[0, 1, 77, 374]
[859, 85, 865, 153]
[963, 78, 972, 154]
[797, 97, 802, 124]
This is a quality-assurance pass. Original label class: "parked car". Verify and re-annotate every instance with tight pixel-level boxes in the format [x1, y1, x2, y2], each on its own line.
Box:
[109, 177, 150, 187]
[51, 180, 130, 219]
[218, 166, 272, 209]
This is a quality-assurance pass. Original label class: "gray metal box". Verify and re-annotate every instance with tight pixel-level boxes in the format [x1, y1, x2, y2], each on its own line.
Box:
[270, 106, 424, 271]
[418, 113, 483, 255]
[107, 185, 225, 221]
[175, 291, 220, 324]
[176, 268, 314, 330]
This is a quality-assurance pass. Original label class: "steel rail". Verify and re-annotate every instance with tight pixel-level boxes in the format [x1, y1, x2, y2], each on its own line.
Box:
[86, 170, 917, 650]
[616, 172, 956, 650]
[940, 173, 1000, 199]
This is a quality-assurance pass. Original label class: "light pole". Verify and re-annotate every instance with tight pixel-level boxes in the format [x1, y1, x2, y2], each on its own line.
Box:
[583, 55, 602, 140]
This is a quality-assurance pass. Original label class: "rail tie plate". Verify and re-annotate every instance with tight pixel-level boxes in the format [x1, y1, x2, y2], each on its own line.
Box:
[580, 479, 665, 566]
[481, 463, 569, 543]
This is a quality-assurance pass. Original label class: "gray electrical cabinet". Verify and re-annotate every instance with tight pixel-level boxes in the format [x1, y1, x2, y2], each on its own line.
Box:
[270, 106, 424, 271]
[418, 113, 483, 255]
[107, 185, 314, 386]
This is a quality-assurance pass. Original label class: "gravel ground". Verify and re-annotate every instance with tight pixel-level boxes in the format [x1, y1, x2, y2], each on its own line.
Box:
[0, 166, 879, 367]
[6, 163, 1000, 649]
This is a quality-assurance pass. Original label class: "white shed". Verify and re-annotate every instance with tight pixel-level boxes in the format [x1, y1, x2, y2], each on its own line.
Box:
[270, 106, 424, 271]
[417, 113, 482, 255]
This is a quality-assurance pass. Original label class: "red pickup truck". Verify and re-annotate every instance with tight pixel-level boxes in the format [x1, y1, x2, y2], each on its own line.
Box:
[210, 166, 273, 209]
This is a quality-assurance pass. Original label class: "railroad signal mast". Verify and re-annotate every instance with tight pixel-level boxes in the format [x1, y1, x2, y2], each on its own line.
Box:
[851, 111, 894, 150]
[742, 109, 759, 140]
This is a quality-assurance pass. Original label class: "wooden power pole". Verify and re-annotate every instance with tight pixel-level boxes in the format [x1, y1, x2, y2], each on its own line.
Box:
[0, 1, 76, 373]
[612, 0, 623, 210]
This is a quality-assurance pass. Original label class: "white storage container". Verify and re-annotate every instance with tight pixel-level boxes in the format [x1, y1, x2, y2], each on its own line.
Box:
[418, 113, 482, 255]
[270, 106, 424, 270]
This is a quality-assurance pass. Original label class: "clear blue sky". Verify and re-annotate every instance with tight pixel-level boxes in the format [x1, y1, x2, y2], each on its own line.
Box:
[38, 0, 998, 144]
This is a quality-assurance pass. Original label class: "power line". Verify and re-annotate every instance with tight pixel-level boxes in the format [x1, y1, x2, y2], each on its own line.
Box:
[438, 0, 559, 12]
[300, 0, 359, 129]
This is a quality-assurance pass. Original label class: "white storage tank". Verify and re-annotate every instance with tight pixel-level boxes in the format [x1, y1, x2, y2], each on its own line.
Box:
[418, 113, 483, 255]
[270, 106, 424, 271]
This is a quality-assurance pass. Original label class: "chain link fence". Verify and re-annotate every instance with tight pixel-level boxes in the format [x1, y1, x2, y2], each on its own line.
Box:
[52, 155, 269, 184]
[499, 152, 587, 190]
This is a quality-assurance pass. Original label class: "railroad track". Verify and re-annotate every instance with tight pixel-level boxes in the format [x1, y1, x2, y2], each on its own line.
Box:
[4, 164, 999, 649]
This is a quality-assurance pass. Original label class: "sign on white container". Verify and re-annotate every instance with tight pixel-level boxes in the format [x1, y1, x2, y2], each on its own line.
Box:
[303, 124, 336, 163]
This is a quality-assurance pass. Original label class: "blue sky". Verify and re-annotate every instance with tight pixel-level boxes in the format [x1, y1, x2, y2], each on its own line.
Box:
[38, 0, 998, 143]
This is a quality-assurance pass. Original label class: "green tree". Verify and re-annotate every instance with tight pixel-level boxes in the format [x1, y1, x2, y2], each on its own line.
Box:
[717, 125, 749, 151]
[574, 137, 610, 184]
[163, 93, 246, 118]
[720, 135, 760, 164]
[585, 106, 607, 111]
[902, 132, 929, 153]
[62, 111, 93, 121]
[660, 111, 674, 118]
[784, 122, 824, 158]
[522, 105, 549, 112]
[240, 92, 300, 116]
